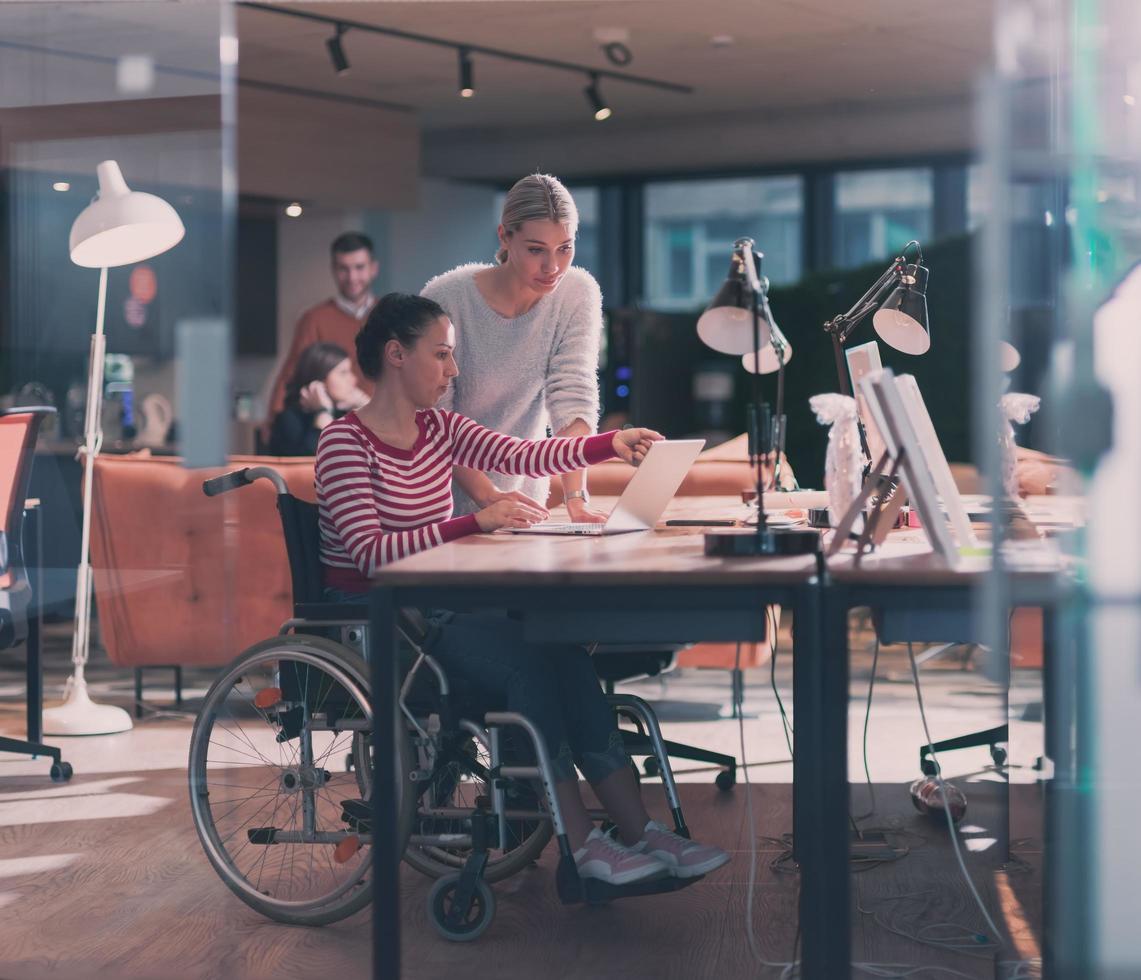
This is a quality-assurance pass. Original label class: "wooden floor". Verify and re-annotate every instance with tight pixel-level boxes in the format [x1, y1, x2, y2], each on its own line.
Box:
[0, 761, 1043, 980]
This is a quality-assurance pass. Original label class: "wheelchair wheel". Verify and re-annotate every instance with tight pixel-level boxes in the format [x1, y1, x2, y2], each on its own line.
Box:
[188, 634, 415, 926]
[428, 873, 495, 942]
[403, 733, 552, 884]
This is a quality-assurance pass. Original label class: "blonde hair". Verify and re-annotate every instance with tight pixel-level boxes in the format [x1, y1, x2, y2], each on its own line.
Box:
[496, 173, 579, 265]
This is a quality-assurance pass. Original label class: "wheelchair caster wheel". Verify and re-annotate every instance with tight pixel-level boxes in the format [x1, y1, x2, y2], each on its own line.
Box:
[428, 874, 495, 942]
[991, 746, 1007, 768]
[715, 769, 735, 792]
[345, 753, 355, 772]
[642, 756, 661, 778]
[50, 761, 73, 783]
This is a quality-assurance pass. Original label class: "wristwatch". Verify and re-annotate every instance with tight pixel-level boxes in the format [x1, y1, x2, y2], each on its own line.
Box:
[565, 489, 590, 505]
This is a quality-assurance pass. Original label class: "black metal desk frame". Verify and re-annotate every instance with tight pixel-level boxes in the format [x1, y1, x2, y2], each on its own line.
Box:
[369, 575, 823, 980]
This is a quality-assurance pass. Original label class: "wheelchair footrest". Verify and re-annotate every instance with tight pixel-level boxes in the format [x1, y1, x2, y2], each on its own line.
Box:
[555, 854, 702, 905]
[340, 798, 371, 834]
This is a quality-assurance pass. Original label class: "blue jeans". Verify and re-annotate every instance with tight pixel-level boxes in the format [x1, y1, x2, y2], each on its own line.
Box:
[324, 589, 628, 785]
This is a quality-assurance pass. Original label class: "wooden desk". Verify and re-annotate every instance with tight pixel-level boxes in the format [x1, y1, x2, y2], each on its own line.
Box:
[367, 495, 825, 979]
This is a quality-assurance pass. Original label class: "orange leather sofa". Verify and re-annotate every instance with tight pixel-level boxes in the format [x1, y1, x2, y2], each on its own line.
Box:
[88, 439, 769, 671]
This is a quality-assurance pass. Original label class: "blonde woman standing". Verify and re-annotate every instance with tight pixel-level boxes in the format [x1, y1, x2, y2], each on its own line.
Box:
[422, 173, 609, 521]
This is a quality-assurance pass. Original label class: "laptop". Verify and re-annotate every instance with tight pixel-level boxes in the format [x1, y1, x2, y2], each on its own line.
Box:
[510, 438, 705, 535]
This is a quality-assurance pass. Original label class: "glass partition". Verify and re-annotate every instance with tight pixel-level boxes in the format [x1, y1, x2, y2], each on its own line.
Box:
[974, 1, 1141, 975]
[0, 0, 237, 818]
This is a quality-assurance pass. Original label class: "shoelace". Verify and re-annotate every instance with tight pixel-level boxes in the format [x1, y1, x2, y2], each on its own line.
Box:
[648, 824, 696, 852]
[584, 830, 637, 862]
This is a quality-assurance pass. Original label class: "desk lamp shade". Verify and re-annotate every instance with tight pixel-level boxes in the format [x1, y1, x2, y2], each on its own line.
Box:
[69, 161, 185, 269]
[742, 321, 792, 375]
[872, 262, 930, 355]
[697, 265, 770, 356]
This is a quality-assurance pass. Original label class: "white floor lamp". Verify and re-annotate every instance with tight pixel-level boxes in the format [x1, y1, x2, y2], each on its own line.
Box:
[42, 160, 184, 736]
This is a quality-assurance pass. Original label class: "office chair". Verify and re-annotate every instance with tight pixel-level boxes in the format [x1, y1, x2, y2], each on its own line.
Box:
[593, 645, 738, 790]
[0, 407, 72, 782]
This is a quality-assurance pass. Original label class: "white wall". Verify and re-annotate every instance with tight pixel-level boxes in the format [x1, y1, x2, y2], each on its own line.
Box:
[380, 178, 500, 294]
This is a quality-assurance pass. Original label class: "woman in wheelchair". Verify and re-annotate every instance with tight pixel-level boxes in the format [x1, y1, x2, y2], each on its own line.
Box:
[316, 292, 729, 886]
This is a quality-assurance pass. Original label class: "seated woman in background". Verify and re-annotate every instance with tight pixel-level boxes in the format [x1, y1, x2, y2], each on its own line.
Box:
[316, 292, 730, 885]
[267, 342, 366, 456]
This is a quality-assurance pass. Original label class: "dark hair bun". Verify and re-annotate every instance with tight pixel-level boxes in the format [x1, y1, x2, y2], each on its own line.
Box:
[356, 292, 447, 380]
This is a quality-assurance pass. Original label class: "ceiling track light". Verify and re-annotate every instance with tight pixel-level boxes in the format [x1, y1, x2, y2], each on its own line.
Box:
[326, 23, 349, 75]
[584, 73, 611, 121]
[458, 47, 474, 98]
[240, 3, 694, 101]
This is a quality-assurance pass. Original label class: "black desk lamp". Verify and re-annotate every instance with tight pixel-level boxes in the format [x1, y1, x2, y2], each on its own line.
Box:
[697, 238, 819, 557]
[823, 240, 930, 460]
[742, 289, 792, 491]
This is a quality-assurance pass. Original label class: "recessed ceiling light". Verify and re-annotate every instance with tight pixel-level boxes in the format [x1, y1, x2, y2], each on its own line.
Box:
[52, 181, 71, 192]
[710, 35, 735, 47]
[1125, 94, 1136, 106]
[285, 202, 303, 217]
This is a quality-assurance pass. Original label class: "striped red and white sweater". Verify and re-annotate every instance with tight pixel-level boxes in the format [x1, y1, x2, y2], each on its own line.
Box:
[315, 408, 617, 592]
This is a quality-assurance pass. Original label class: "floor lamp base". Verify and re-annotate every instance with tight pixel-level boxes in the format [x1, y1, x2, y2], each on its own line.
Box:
[42, 680, 133, 736]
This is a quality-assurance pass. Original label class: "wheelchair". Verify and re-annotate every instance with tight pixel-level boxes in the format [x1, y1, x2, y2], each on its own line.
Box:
[189, 465, 702, 940]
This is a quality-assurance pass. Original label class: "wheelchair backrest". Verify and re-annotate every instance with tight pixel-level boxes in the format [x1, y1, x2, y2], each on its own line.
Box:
[276, 494, 325, 606]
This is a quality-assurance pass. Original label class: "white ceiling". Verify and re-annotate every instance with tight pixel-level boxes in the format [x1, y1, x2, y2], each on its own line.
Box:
[1, 0, 999, 183]
[234, 0, 997, 177]
[236, 0, 997, 128]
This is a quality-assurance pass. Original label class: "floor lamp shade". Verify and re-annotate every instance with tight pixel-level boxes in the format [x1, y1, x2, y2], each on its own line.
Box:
[69, 161, 185, 269]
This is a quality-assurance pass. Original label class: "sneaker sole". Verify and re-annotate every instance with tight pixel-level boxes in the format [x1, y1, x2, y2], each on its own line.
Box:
[645, 849, 730, 879]
[576, 860, 670, 886]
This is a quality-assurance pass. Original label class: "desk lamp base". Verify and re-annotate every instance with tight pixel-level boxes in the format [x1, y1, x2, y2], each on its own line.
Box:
[703, 527, 822, 557]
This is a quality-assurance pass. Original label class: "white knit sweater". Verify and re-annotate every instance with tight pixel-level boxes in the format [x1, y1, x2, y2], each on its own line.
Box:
[422, 263, 602, 514]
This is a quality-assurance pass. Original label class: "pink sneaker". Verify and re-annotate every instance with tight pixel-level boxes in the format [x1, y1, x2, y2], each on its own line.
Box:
[574, 828, 669, 885]
[634, 820, 730, 878]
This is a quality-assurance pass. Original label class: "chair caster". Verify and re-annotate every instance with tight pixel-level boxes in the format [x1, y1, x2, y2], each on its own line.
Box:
[642, 756, 661, 778]
[50, 761, 73, 783]
[428, 873, 496, 942]
[715, 769, 735, 792]
[990, 746, 1007, 768]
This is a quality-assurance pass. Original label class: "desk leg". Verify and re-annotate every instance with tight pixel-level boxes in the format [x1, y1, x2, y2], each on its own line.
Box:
[1042, 602, 1092, 978]
[370, 587, 401, 980]
[27, 504, 43, 745]
[796, 579, 851, 979]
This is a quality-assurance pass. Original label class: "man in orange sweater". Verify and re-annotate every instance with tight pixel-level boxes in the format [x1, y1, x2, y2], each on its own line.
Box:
[263, 232, 379, 433]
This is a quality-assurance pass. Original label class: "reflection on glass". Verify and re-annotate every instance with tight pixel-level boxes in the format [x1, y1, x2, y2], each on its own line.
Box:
[644, 176, 803, 309]
[834, 167, 933, 269]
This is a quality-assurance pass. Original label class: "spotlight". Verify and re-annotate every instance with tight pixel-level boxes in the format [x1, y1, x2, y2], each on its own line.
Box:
[458, 48, 475, 98]
[52, 181, 71, 192]
[326, 24, 349, 75]
[285, 202, 303, 218]
[584, 74, 611, 121]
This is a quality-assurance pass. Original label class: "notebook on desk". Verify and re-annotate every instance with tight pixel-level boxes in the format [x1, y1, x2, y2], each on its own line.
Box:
[510, 438, 705, 536]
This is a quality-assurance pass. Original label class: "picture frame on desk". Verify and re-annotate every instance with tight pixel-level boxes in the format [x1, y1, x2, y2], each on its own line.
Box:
[828, 368, 960, 565]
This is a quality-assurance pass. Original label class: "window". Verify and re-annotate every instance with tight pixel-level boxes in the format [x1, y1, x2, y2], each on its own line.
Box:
[834, 168, 933, 268]
[643, 176, 803, 310]
[568, 186, 599, 280]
